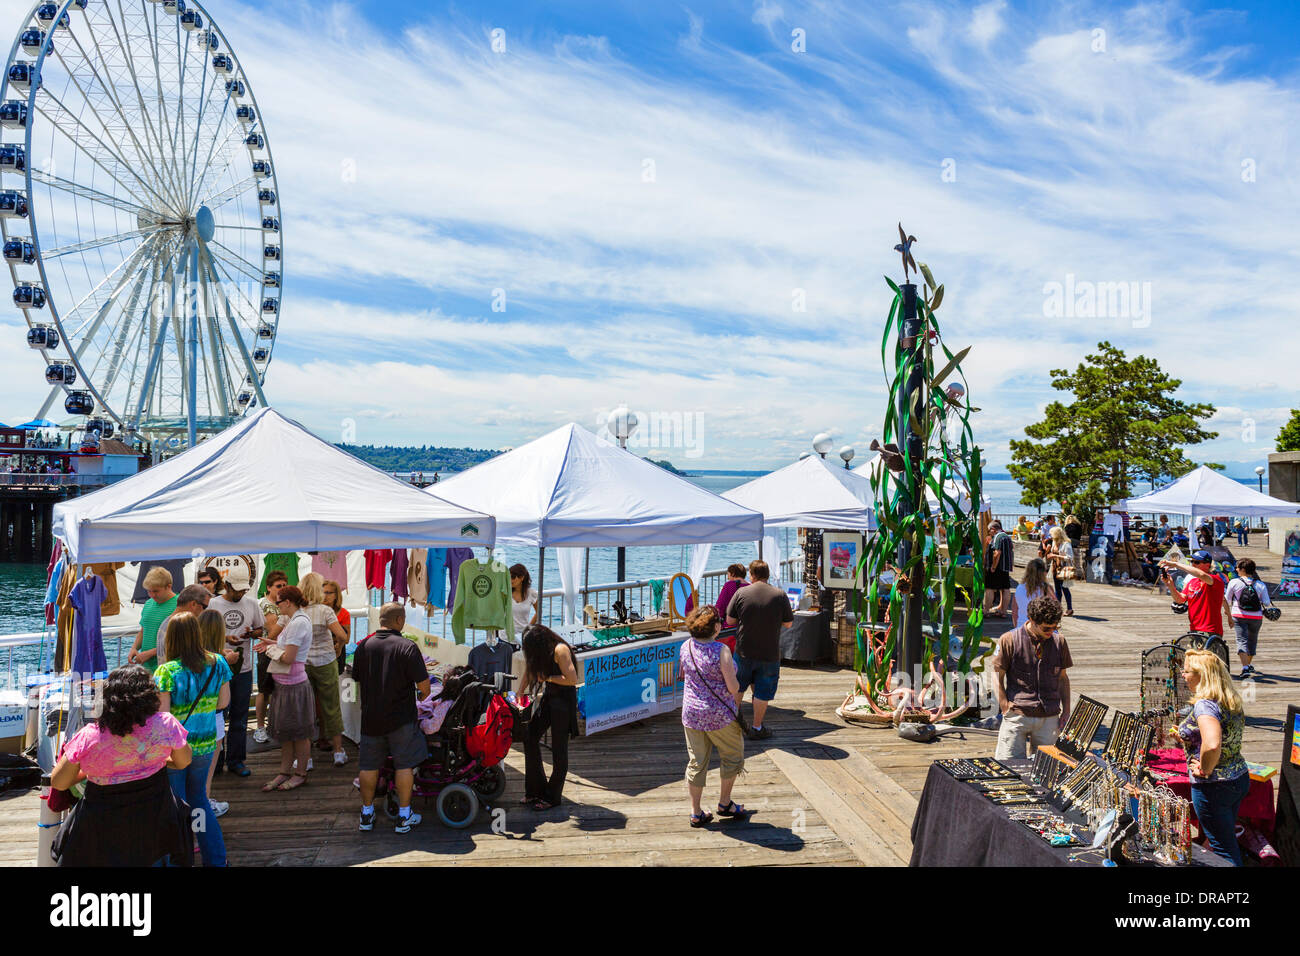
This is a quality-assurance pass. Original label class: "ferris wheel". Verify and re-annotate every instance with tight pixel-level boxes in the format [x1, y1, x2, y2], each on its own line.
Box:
[1, 0, 281, 449]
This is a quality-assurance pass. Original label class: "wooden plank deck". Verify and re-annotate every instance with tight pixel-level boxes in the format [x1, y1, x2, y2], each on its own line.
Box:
[1, 543, 1293, 867]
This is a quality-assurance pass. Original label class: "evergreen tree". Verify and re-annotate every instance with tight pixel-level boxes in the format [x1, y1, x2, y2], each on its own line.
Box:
[1277, 409, 1300, 452]
[1008, 341, 1217, 515]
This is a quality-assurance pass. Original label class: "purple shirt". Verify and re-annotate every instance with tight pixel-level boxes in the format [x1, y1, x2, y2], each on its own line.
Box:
[69, 574, 108, 676]
[716, 579, 747, 621]
[679, 639, 736, 732]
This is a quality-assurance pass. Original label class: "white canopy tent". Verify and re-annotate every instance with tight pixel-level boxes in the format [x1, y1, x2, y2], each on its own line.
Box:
[722, 455, 876, 532]
[52, 407, 496, 564]
[431, 423, 764, 621]
[853, 455, 992, 515]
[432, 423, 763, 547]
[1119, 465, 1300, 522]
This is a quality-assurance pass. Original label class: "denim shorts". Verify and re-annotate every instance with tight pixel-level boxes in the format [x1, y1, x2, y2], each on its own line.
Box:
[735, 655, 780, 702]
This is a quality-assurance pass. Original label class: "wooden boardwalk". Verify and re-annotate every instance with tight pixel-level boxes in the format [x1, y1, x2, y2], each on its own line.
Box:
[1, 543, 1294, 867]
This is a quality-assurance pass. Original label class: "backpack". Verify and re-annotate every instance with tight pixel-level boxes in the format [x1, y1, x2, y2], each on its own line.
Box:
[465, 693, 514, 767]
[1235, 577, 1262, 614]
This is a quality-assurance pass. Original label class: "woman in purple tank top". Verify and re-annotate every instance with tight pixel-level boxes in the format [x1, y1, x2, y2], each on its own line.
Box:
[679, 606, 749, 827]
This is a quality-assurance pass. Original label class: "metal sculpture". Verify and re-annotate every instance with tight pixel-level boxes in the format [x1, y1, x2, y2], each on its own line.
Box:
[850, 230, 992, 723]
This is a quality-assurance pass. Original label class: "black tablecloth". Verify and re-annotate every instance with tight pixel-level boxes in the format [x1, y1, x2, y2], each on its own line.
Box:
[780, 610, 830, 663]
[909, 759, 1231, 867]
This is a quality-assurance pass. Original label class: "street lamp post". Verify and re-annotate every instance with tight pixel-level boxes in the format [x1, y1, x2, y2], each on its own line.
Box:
[839, 445, 855, 470]
[1256, 466, 1266, 531]
[608, 406, 639, 611]
[813, 433, 833, 459]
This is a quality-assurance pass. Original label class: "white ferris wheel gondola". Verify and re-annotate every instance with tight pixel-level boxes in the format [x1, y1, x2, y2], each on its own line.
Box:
[1, 0, 283, 448]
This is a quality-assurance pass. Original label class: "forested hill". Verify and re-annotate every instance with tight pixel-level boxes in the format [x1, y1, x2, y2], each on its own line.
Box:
[335, 444, 498, 473]
[336, 443, 685, 476]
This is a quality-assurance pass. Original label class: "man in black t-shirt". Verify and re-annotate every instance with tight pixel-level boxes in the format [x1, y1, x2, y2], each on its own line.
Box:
[726, 560, 793, 740]
[354, 603, 431, 833]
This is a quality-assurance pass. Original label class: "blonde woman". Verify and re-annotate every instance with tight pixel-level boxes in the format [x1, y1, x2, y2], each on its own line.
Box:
[1009, 558, 1052, 629]
[198, 610, 237, 818]
[322, 579, 352, 675]
[298, 573, 350, 768]
[1046, 526, 1075, 616]
[1176, 650, 1249, 865]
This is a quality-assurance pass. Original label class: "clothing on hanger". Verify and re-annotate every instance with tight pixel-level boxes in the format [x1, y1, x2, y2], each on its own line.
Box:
[450, 556, 513, 644]
[311, 550, 349, 589]
[87, 562, 125, 617]
[257, 553, 300, 597]
[467, 638, 517, 683]
[364, 549, 393, 591]
[45, 553, 65, 627]
[131, 559, 189, 604]
[407, 550, 429, 608]
[427, 548, 449, 608]
[390, 548, 409, 600]
[69, 571, 108, 676]
[54, 560, 78, 671]
[444, 548, 475, 608]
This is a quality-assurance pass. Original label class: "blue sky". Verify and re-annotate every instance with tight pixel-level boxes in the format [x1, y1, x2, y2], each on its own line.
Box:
[1, 0, 1298, 474]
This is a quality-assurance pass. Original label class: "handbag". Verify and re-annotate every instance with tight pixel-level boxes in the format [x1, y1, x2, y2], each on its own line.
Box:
[685, 641, 747, 733]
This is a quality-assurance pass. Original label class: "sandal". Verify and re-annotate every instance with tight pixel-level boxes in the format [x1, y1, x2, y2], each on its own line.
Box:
[519, 796, 540, 805]
[717, 800, 750, 818]
[261, 774, 291, 792]
[531, 798, 557, 811]
[277, 774, 309, 791]
[690, 811, 713, 828]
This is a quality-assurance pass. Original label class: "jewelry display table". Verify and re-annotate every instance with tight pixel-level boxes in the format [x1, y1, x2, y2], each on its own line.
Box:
[908, 758, 1230, 867]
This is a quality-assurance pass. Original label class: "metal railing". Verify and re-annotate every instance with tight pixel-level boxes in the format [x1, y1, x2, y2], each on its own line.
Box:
[3, 560, 815, 684]
[0, 472, 125, 489]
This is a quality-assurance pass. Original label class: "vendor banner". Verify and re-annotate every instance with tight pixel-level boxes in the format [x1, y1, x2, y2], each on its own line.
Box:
[577, 635, 686, 735]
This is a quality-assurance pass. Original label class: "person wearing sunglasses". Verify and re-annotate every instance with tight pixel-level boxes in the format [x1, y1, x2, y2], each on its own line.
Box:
[992, 595, 1072, 759]
[153, 585, 212, 667]
[1159, 550, 1227, 639]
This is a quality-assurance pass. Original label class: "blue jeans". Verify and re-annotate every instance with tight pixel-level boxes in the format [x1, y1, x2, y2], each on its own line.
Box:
[1189, 774, 1250, 866]
[1053, 578, 1072, 611]
[222, 670, 253, 767]
[168, 751, 227, 867]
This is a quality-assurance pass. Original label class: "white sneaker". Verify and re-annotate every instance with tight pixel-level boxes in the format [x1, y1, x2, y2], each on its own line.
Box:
[253, 728, 270, 744]
[211, 800, 230, 818]
[333, 751, 347, 767]
[395, 811, 422, 833]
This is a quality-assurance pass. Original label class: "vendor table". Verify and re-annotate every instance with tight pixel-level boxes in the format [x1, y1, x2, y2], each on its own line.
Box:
[909, 759, 1230, 867]
[780, 609, 830, 663]
[575, 630, 689, 736]
[1147, 747, 1276, 837]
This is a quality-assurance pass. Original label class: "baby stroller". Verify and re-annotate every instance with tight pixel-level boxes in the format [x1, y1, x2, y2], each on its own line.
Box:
[373, 671, 521, 828]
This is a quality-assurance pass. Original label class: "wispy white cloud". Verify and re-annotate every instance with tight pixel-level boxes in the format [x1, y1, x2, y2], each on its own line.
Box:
[0, 0, 1295, 473]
